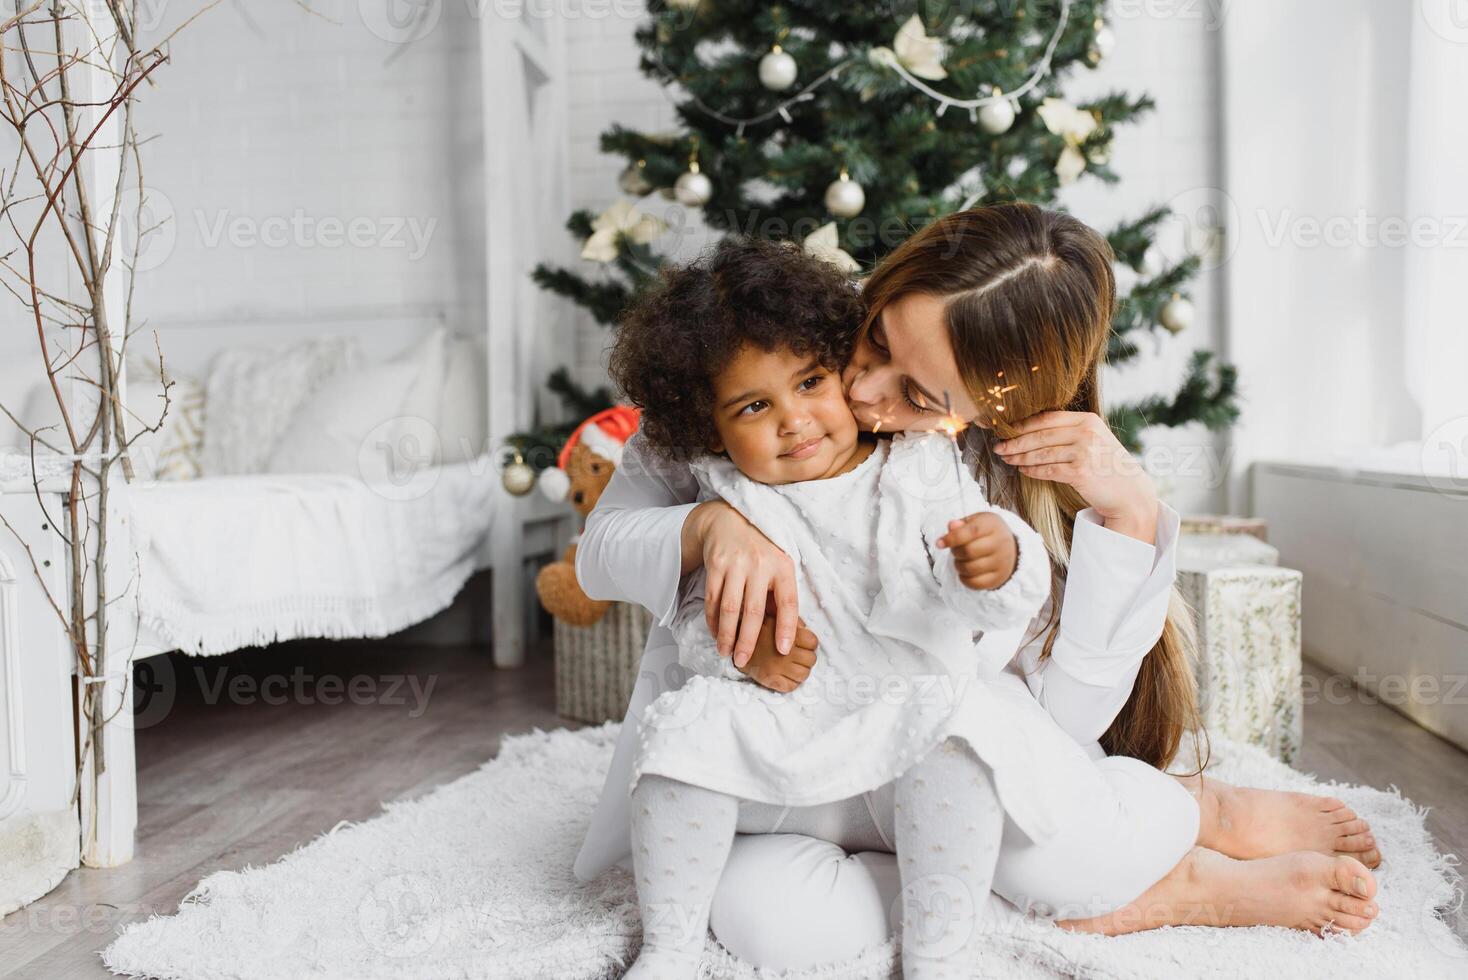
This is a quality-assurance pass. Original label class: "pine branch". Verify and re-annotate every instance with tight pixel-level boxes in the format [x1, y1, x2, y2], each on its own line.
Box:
[547, 366, 614, 419]
[505, 369, 618, 468]
[1108, 206, 1171, 265]
[1112, 256, 1201, 356]
[1106, 350, 1240, 452]
[530, 264, 633, 326]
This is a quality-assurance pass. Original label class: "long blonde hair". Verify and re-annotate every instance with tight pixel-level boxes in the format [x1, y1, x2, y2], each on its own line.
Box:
[861, 203, 1204, 771]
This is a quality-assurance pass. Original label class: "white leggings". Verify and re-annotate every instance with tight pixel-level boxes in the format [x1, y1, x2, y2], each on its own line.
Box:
[708, 755, 1201, 972]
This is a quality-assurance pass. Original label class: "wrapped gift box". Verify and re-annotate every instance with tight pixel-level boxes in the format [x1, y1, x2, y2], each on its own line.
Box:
[1179, 531, 1279, 569]
[1177, 533, 1302, 764]
[1180, 514, 1270, 542]
[554, 602, 653, 724]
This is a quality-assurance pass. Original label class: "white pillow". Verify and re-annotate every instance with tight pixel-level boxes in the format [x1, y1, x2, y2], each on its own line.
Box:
[125, 352, 205, 481]
[439, 333, 486, 463]
[202, 335, 359, 476]
[266, 328, 449, 480]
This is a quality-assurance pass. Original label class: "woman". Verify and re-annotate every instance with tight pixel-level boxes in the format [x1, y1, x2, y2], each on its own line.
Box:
[573, 204, 1381, 970]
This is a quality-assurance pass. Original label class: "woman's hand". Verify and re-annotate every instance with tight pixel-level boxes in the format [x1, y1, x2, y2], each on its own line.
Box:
[683, 500, 799, 666]
[936, 512, 1018, 590]
[739, 616, 819, 692]
[993, 411, 1159, 544]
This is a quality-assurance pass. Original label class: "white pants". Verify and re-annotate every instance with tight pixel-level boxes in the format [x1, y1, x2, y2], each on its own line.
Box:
[709, 755, 1200, 971]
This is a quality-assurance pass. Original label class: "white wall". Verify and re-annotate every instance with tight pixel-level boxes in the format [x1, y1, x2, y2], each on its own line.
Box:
[562, 2, 1230, 511]
[129, 1, 485, 336]
[1059, 4, 1229, 514]
[1221, 0, 1420, 510]
[564, 1, 717, 398]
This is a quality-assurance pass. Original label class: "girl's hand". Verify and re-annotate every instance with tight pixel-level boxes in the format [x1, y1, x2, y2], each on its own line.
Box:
[936, 512, 1017, 590]
[685, 500, 799, 666]
[739, 616, 819, 692]
[992, 411, 1160, 544]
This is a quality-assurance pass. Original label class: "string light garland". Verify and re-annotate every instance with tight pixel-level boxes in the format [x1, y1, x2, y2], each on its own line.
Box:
[650, 50, 854, 137]
[648, 0, 1073, 135]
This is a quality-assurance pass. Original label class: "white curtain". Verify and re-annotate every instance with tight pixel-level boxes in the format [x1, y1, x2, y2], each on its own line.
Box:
[1403, 4, 1468, 442]
[1220, 0, 1448, 508]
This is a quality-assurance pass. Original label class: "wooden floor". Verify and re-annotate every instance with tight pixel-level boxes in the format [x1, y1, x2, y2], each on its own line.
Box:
[0, 639, 571, 980]
[1, 650, 1464, 978]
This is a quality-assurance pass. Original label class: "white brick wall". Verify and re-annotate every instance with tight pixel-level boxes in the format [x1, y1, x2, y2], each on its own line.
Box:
[562, 5, 1227, 509]
[33, 2, 1225, 508]
[128, 1, 485, 335]
[562, 1, 709, 398]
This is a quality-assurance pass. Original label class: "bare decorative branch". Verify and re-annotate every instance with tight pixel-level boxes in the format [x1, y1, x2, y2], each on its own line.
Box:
[0, 0, 208, 860]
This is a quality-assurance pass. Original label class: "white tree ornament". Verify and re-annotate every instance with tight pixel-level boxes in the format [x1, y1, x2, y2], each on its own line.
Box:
[581, 199, 667, 262]
[759, 45, 798, 91]
[870, 15, 947, 81]
[803, 222, 860, 273]
[1038, 98, 1099, 185]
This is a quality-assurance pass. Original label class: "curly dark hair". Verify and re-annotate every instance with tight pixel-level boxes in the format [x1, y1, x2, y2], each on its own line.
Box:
[609, 236, 864, 461]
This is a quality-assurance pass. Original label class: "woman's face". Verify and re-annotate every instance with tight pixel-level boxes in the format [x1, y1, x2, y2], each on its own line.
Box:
[841, 292, 982, 433]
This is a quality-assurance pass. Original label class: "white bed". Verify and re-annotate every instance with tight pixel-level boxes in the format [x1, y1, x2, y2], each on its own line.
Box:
[127, 461, 500, 658]
[109, 316, 489, 658]
[3, 313, 571, 669]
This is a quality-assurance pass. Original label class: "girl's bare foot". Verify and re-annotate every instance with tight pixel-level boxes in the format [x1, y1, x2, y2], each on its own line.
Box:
[1059, 848, 1379, 937]
[1180, 776, 1382, 869]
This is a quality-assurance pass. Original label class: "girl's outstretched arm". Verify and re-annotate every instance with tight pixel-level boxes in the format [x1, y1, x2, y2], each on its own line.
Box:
[929, 504, 1051, 630]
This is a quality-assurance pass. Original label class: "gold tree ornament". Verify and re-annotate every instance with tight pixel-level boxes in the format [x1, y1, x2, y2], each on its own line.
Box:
[501, 452, 537, 496]
[823, 167, 866, 218]
[617, 159, 653, 196]
[674, 142, 714, 206]
[1160, 293, 1195, 334]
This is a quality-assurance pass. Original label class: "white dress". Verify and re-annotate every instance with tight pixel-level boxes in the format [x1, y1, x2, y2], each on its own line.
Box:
[629, 433, 1093, 845]
[572, 430, 1182, 883]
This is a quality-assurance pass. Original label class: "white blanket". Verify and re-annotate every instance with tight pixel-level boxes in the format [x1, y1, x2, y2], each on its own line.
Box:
[128, 461, 499, 656]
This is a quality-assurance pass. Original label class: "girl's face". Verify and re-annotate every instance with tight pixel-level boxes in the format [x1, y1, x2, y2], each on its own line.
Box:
[709, 344, 860, 485]
[841, 292, 982, 433]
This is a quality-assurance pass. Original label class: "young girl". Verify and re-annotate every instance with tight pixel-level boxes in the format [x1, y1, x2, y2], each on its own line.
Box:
[607, 237, 1099, 979]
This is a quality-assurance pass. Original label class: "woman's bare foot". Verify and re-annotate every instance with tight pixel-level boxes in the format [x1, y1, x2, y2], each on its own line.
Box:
[1179, 776, 1382, 869]
[1059, 848, 1379, 937]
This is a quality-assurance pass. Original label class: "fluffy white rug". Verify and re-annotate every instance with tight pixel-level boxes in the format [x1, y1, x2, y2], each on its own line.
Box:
[102, 725, 1466, 980]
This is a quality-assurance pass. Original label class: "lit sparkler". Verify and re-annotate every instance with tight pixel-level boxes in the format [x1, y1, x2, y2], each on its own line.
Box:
[938, 391, 973, 516]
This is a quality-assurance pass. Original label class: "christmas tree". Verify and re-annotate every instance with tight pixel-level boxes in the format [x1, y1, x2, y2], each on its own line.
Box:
[519, 0, 1238, 466]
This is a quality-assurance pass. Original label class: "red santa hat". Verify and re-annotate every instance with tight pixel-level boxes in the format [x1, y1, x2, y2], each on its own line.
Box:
[538, 405, 641, 502]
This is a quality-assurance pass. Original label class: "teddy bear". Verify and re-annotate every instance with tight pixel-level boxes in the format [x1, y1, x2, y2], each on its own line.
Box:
[534, 407, 640, 627]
